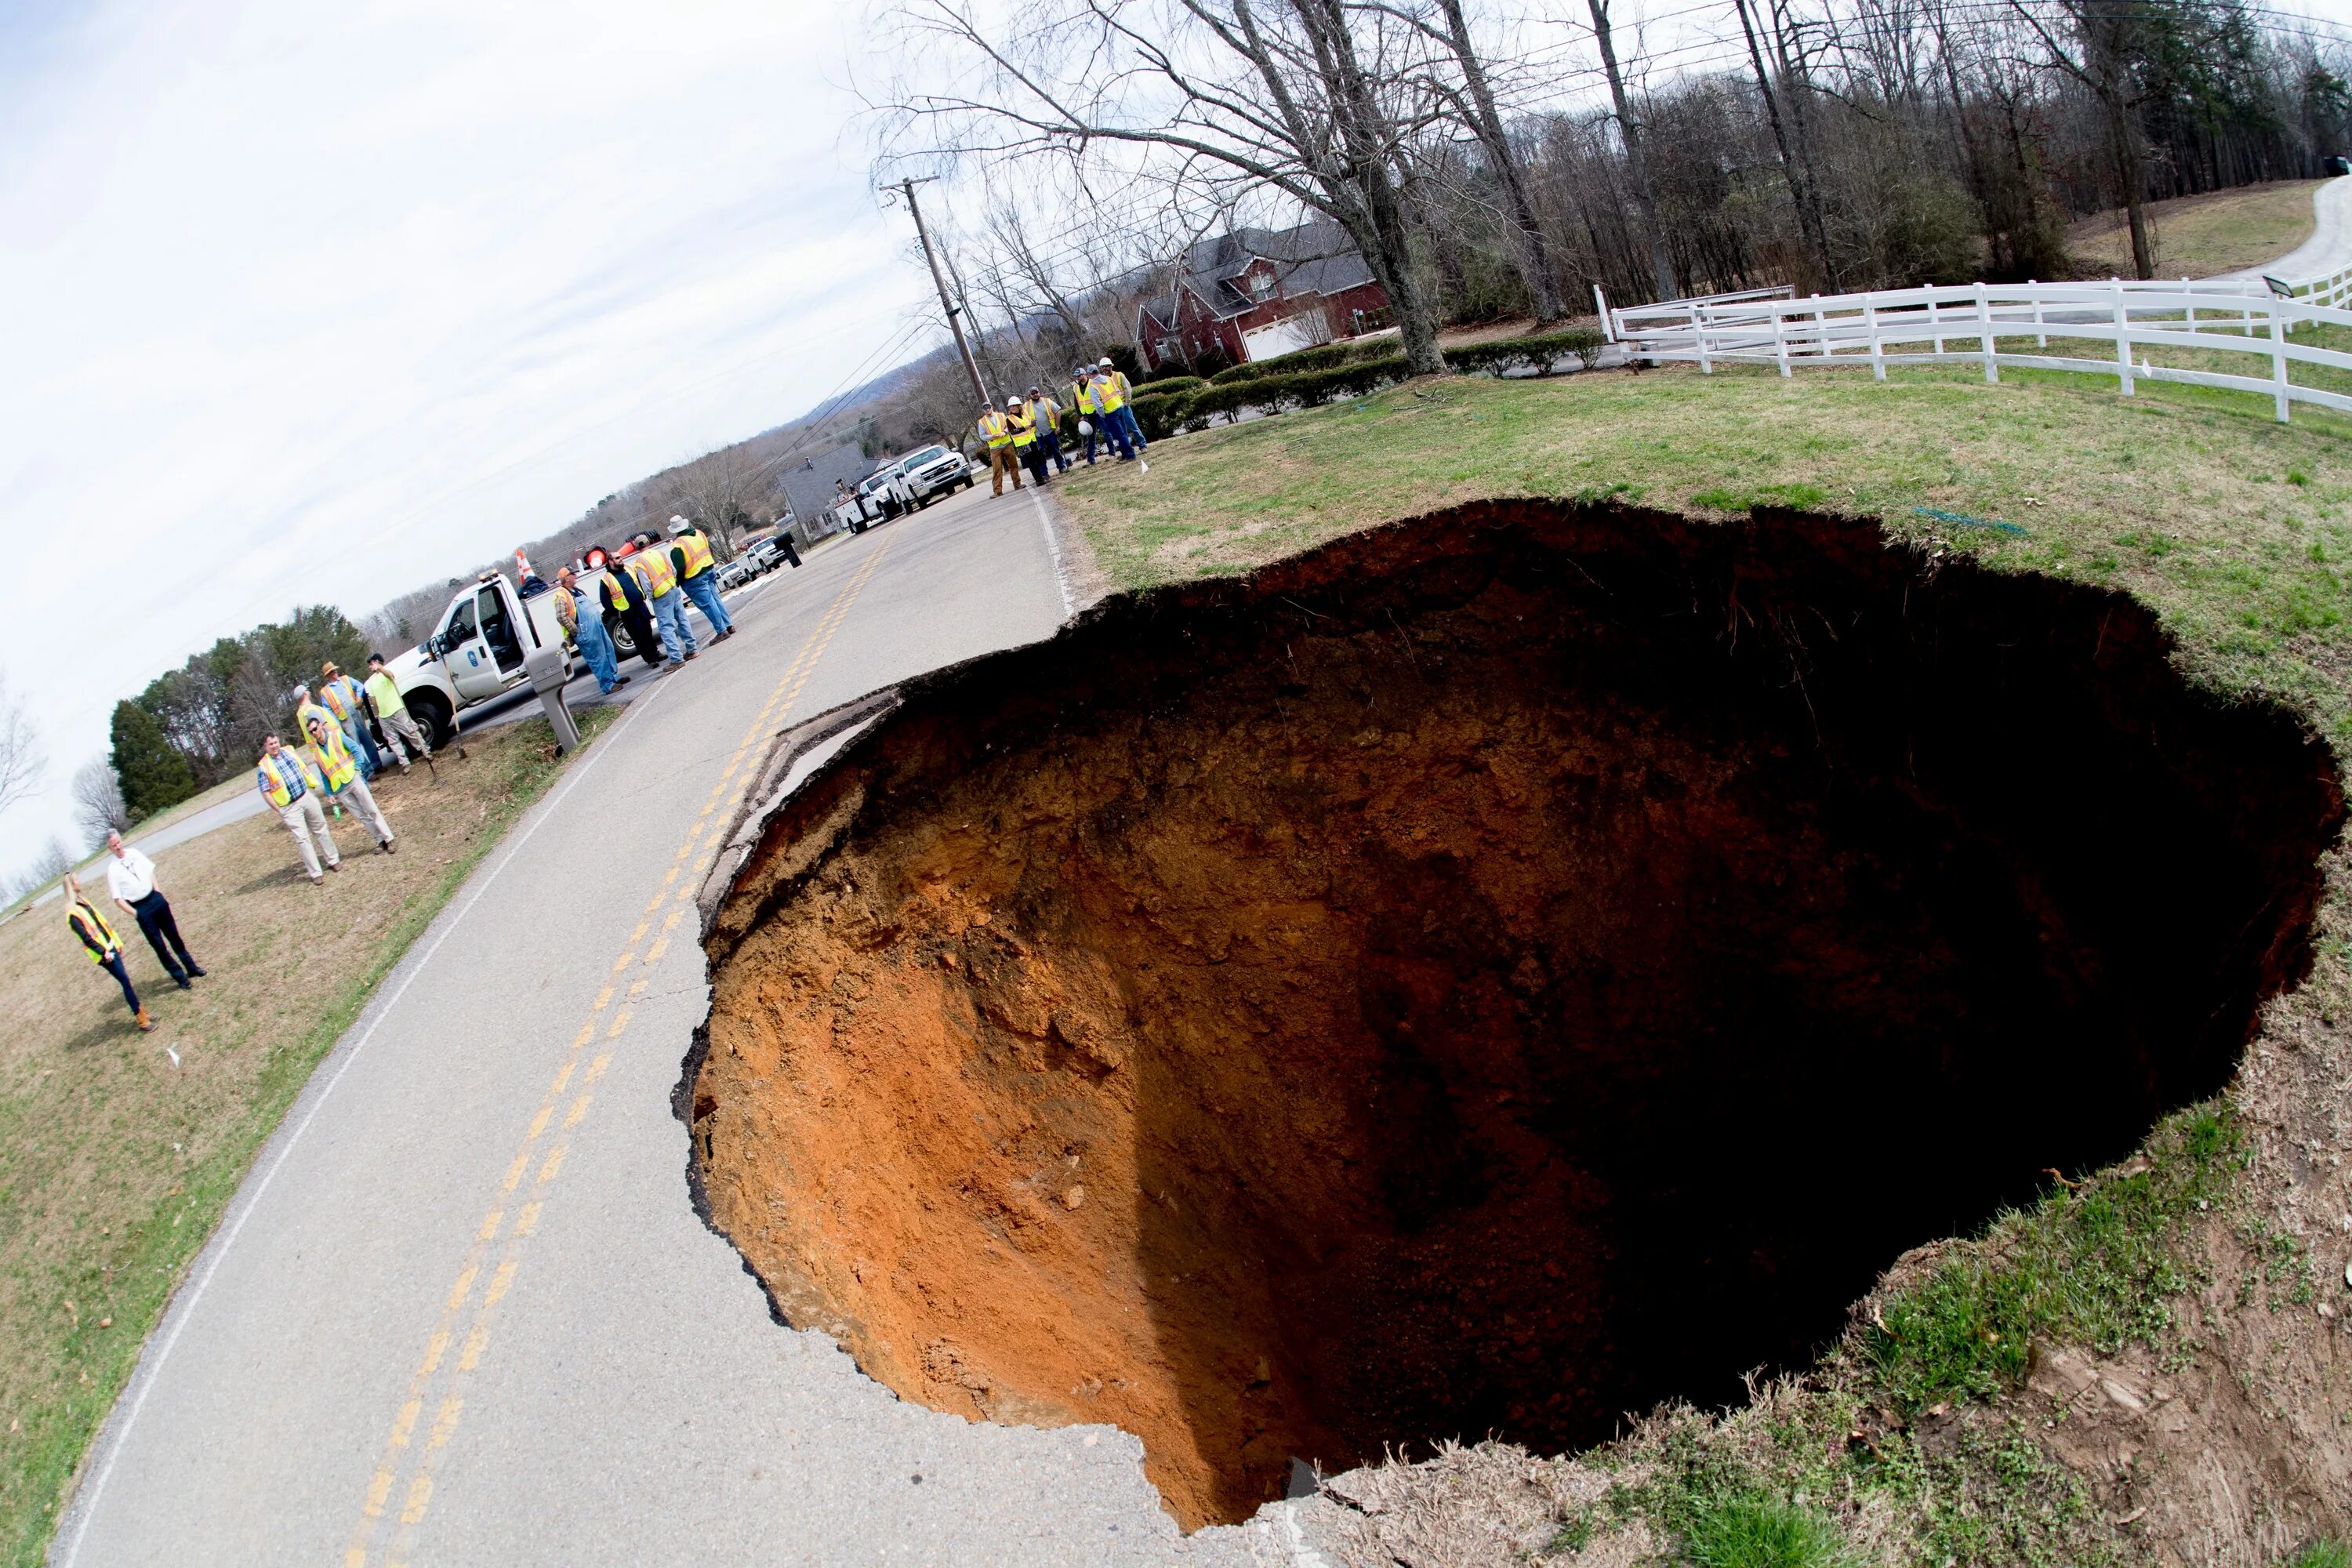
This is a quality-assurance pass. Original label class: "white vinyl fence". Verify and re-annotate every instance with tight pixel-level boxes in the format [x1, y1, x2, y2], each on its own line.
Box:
[1609, 261, 2352, 423]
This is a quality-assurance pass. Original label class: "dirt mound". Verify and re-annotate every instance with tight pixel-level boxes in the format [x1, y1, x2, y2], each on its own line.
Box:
[690, 502, 2341, 1529]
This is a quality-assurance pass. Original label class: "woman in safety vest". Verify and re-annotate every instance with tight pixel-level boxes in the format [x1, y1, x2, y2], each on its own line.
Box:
[1007, 397, 1051, 489]
[64, 872, 151, 1032]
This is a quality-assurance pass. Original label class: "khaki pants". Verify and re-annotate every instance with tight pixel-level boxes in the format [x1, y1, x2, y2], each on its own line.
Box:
[988, 445, 1022, 495]
[278, 793, 339, 880]
[336, 775, 395, 846]
[378, 711, 430, 764]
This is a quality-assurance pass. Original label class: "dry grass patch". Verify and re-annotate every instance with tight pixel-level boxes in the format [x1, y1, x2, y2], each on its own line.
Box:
[2067, 179, 2324, 279]
[0, 706, 616, 1565]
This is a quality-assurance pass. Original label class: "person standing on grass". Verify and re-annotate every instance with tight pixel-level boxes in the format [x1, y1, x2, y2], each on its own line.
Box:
[364, 654, 430, 771]
[295, 688, 395, 854]
[1071, 367, 1107, 464]
[666, 517, 736, 644]
[555, 567, 629, 695]
[317, 662, 383, 780]
[257, 734, 340, 883]
[64, 873, 151, 1032]
[1086, 365, 1134, 461]
[978, 401, 1021, 495]
[1094, 358, 1146, 456]
[104, 831, 202, 991]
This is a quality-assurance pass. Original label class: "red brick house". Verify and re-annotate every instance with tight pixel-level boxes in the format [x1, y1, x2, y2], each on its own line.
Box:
[1134, 220, 1393, 374]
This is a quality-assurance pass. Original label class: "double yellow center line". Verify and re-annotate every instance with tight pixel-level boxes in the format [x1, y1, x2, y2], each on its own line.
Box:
[344, 542, 891, 1568]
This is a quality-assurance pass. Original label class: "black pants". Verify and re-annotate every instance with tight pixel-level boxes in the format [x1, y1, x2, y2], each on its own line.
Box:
[779, 535, 801, 568]
[620, 604, 662, 668]
[1021, 445, 1051, 486]
[1040, 430, 1068, 472]
[98, 950, 140, 1014]
[132, 891, 196, 982]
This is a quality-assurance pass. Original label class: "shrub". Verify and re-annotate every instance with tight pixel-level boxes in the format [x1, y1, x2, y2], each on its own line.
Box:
[1443, 327, 1606, 378]
[1127, 391, 1196, 442]
[1208, 337, 1396, 384]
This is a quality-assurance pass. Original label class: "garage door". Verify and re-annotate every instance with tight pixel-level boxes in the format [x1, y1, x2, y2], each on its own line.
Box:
[1242, 314, 1321, 362]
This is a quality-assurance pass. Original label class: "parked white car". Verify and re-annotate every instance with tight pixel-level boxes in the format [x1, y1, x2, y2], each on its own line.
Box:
[881, 444, 975, 510]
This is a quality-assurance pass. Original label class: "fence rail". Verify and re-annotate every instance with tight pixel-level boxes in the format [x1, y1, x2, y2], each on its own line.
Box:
[1609, 263, 2352, 423]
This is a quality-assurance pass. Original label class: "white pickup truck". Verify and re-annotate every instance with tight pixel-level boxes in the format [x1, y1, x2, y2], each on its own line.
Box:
[381, 571, 575, 744]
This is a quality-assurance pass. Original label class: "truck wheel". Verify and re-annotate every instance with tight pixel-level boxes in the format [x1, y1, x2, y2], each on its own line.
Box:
[408, 689, 456, 749]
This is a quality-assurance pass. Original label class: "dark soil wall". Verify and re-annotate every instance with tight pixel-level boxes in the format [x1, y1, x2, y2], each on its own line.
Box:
[693, 501, 2344, 1528]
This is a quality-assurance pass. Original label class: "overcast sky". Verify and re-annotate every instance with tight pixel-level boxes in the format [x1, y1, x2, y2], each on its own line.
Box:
[0, 0, 942, 877]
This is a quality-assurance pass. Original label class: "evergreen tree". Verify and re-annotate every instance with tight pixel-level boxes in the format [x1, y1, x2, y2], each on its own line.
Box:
[110, 700, 196, 820]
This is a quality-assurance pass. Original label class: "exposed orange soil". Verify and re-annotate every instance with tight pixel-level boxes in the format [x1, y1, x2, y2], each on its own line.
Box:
[691, 503, 2339, 1529]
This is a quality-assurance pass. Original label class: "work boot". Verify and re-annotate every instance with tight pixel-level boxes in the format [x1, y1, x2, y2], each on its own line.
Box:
[176, 975, 193, 990]
[325, 860, 342, 873]
[382, 839, 397, 855]
[135, 1008, 154, 1033]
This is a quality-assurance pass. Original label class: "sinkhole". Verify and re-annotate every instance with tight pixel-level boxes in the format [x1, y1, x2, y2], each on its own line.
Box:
[688, 501, 2343, 1529]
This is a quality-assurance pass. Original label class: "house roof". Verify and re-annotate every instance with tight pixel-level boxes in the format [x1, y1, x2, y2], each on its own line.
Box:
[777, 442, 880, 523]
[1171, 220, 1377, 319]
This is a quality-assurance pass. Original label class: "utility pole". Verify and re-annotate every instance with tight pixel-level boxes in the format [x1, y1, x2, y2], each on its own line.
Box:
[900, 178, 989, 405]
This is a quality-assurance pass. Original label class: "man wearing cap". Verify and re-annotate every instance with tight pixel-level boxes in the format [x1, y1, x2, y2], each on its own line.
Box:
[364, 654, 430, 771]
[318, 662, 383, 780]
[256, 733, 339, 884]
[555, 566, 628, 694]
[666, 517, 735, 644]
[589, 546, 662, 670]
[976, 399, 1020, 495]
[1029, 385, 1069, 474]
[630, 532, 696, 668]
[295, 685, 396, 853]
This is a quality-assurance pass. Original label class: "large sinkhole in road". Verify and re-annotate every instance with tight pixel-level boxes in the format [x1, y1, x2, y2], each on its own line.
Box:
[690, 501, 2342, 1529]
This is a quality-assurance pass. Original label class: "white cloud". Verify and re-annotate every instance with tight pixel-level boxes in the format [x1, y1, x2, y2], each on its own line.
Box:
[0, 0, 937, 873]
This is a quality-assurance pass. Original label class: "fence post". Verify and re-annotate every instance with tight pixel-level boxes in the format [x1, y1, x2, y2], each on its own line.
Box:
[2183, 278, 2195, 336]
[2271, 299, 2292, 423]
[1929, 295, 1943, 356]
[1866, 296, 1885, 380]
[2030, 281, 2046, 348]
[1976, 282, 1998, 383]
[2113, 278, 2134, 397]
[1773, 305, 1791, 376]
[1696, 303, 1712, 376]
[1596, 284, 1613, 343]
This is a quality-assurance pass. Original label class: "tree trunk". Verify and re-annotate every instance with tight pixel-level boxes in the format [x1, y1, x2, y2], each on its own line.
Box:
[1734, 0, 1831, 287]
[1588, 0, 1678, 302]
[1433, 0, 1564, 321]
[2105, 89, 2154, 278]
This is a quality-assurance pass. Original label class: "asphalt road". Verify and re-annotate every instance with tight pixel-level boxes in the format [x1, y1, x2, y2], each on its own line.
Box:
[53, 477, 1302, 1566]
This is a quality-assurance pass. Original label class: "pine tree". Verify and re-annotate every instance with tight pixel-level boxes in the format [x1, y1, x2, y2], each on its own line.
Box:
[110, 701, 196, 821]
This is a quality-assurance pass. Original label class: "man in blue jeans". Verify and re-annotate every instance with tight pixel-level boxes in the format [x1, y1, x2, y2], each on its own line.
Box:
[554, 567, 629, 694]
[666, 517, 736, 644]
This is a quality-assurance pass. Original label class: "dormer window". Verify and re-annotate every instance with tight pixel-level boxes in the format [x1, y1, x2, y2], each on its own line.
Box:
[1249, 270, 1274, 299]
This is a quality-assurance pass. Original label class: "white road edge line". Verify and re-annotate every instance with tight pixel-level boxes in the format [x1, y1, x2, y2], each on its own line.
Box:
[53, 675, 675, 1568]
[1029, 486, 1076, 623]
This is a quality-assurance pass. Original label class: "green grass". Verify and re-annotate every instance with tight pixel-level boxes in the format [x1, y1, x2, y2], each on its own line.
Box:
[1682, 1493, 1850, 1567]
[1867, 1107, 2238, 1412]
[2280, 1541, 2351, 1568]
[0, 706, 618, 1567]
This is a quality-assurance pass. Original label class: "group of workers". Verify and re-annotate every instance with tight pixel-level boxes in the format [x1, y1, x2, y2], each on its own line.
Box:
[64, 515, 775, 1036]
[557, 516, 743, 695]
[977, 358, 1149, 495]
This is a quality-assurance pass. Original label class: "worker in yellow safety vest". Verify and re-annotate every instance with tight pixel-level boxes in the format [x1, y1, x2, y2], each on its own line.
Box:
[1071, 366, 1105, 466]
[317, 660, 383, 779]
[977, 400, 1022, 496]
[1087, 360, 1138, 462]
[64, 872, 151, 1031]
[590, 546, 662, 671]
[1028, 384, 1069, 475]
[631, 529, 696, 666]
[666, 517, 735, 644]
[1007, 396, 1051, 488]
[296, 686, 396, 853]
[256, 732, 340, 884]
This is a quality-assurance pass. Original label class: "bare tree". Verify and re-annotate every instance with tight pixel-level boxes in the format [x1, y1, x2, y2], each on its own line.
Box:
[869, 0, 1457, 373]
[2013, 0, 2156, 278]
[71, 759, 131, 848]
[671, 445, 763, 557]
[0, 666, 45, 818]
[1586, 0, 1678, 302]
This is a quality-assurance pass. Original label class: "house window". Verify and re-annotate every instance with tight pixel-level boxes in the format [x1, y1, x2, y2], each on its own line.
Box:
[1249, 271, 1274, 299]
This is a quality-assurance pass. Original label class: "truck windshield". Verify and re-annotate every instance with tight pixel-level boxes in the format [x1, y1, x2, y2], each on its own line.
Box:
[445, 597, 478, 646]
[902, 446, 946, 469]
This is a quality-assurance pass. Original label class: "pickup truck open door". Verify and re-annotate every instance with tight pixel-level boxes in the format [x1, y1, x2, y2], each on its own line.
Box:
[437, 580, 533, 703]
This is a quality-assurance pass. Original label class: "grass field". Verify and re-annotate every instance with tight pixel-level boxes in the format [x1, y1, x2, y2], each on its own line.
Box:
[0, 706, 616, 1565]
[1059, 365, 2352, 749]
[1054, 361, 2352, 1563]
[2067, 179, 2324, 278]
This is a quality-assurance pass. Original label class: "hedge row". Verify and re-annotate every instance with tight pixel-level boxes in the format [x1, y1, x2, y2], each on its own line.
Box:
[1068, 328, 1611, 441]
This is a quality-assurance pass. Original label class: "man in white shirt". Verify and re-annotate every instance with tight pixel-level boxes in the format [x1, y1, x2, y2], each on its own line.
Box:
[105, 830, 204, 990]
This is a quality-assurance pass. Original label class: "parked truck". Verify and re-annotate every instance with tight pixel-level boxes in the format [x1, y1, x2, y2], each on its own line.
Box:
[380, 568, 575, 745]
